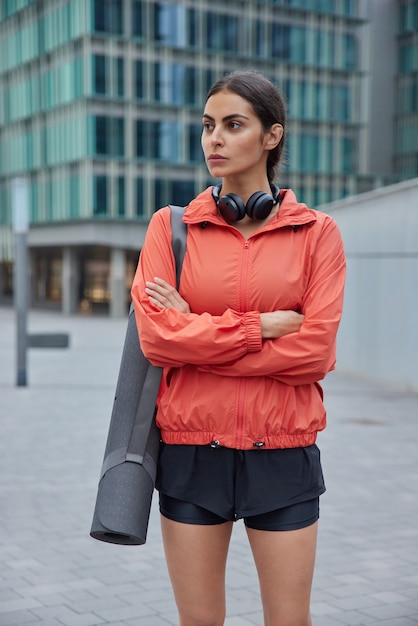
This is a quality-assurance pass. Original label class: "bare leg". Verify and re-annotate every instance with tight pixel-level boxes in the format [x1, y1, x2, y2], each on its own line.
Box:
[247, 521, 318, 626]
[161, 515, 233, 626]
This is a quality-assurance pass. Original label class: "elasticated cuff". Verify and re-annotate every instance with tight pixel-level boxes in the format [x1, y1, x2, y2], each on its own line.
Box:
[243, 311, 262, 352]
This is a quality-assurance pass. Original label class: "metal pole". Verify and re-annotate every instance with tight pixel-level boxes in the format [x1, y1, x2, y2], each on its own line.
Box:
[12, 177, 29, 387]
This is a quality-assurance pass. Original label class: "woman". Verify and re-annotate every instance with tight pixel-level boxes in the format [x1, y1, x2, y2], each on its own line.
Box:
[131, 70, 346, 626]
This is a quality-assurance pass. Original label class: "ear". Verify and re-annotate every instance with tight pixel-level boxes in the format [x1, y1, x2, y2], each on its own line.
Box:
[265, 123, 284, 150]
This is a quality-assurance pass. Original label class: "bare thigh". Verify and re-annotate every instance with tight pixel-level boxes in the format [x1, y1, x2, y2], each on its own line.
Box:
[247, 521, 318, 626]
[160, 515, 233, 626]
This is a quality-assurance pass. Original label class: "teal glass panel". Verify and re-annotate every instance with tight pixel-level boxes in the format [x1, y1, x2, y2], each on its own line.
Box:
[111, 118, 124, 156]
[154, 178, 166, 209]
[188, 124, 203, 163]
[95, 116, 108, 154]
[332, 84, 350, 121]
[116, 58, 124, 97]
[93, 175, 108, 215]
[132, 0, 144, 37]
[94, 55, 107, 95]
[291, 27, 307, 64]
[341, 136, 354, 173]
[343, 33, 357, 71]
[30, 180, 38, 222]
[272, 23, 290, 61]
[69, 175, 80, 218]
[187, 8, 198, 47]
[400, 1, 418, 31]
[204, 69, 217, 95]
[74, 56, 84, 97]
[185, 67, 198, 105]
[154, 3, 187, 46]
[136, 120, 146, 157]
[135, 178, 144, 216]
[117, 177, 125, 216]
[314, 83, 326, 120]
[94, 0, 123, 34]
[134, 60, 144, 99]
[153, 62, 167, 102]
[169, 180, 195, 206]
[219, 14, 238, 52]
[206, 12, 219, 50]
[116, 176, 126, 217]
[255, 20, 267, 58]
[94, 116, 124, 156]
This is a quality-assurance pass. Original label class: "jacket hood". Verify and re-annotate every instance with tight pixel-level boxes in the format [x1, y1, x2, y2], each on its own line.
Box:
[183, 186, 317, 230]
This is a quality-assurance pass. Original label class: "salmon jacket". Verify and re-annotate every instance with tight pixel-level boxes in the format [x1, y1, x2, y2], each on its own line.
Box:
[131, 186, 346, 450]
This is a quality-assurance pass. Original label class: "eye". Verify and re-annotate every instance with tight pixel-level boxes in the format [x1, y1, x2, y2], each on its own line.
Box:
[202, 121, 214, 132]
[229, 121, 241, 130]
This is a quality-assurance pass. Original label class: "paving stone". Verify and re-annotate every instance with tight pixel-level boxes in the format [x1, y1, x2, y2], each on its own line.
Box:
[0, 611, 41, 625]
[1, 307, 417, 625]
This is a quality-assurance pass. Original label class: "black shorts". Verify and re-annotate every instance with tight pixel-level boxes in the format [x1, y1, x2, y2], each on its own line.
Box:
[156, 443, 325, 531]
[160, 493, 320, 531]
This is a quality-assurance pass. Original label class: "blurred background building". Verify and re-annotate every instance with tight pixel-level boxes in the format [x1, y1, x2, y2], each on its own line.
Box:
[0, 0, 417, 316]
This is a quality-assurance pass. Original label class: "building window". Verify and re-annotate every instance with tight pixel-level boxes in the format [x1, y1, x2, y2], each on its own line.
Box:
[94, 175, 107, 215]
[150, 121, 181, 162]
[95, 116, 108, 154]
[136, 120, 147, 157]
[187, 8, 199, 47]
[169, 180, 195, 206]
[94, 55, 106, 95]
[132, 0, 144, 37]
[154, 178, 166, 210]
[116, 57, 124, 97]
[271, 23, 290, 61]
[134, 60, 144, 99]
[185, 67, 198, 105]
[92, 55, 124, 98]
[255, 20, 267, 58]
[94, 116, 125, 156]
[341, 137, 355, 173]
[117, 177, 125, 216]
[154, 3, 186, 46]
[153, 62, 199, 106]
[188, 124, 204, 163]
[93, 0, 123, 35]
[332, 84, 350, 122]
[135, 178, 144, 216]
[205, 12, 240, 52]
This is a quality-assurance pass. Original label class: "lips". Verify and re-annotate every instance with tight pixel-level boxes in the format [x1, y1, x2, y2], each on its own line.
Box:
[207, 154, 227, 162]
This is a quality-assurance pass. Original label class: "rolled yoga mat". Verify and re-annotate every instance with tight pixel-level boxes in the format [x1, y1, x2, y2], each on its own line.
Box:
[90, 306, 162, 545]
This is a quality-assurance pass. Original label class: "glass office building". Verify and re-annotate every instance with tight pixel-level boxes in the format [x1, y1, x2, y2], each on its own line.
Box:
[397, 0, 418, 177]
[0, 0, 411, 314]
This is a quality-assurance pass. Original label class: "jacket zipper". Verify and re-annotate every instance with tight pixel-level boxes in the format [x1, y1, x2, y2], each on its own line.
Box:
[235, 239, 250, 448]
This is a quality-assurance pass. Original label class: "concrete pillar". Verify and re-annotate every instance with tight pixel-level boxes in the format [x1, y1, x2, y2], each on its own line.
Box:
[109, 247, 126, 318]
[62, 247, 79, 315]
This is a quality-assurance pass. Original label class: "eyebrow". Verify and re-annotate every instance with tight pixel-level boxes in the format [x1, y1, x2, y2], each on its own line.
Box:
[202, 113, 250, 122]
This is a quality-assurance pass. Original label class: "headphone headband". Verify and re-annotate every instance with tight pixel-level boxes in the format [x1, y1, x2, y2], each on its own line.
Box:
[212, 184, 281, 224]
[212, 184, 280, 205]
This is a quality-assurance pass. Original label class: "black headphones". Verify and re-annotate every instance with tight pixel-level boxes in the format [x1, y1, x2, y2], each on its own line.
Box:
[212, 184, 280, 224]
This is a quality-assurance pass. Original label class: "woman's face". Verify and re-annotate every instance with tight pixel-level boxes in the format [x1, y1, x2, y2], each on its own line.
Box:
[201, 90, 282, 182]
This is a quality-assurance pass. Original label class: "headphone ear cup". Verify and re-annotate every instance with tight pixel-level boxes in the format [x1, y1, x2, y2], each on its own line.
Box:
[246, 191, 274, 220]
[217, 193, 246, 224]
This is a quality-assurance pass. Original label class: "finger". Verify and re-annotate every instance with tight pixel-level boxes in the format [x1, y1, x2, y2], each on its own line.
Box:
[147, 295, 165, 309]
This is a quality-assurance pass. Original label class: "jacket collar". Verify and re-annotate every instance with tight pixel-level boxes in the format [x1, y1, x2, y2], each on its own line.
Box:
[183, 186, 317, 230]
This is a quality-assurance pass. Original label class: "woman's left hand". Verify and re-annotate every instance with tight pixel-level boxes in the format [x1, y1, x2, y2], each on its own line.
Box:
[145, 277, 191, 313]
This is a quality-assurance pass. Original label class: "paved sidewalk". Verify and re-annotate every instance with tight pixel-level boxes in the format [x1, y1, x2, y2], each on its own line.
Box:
[0, 306, 417, 626]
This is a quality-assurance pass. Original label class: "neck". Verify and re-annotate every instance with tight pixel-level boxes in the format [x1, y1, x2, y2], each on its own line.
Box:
[220, 175, 272, 204]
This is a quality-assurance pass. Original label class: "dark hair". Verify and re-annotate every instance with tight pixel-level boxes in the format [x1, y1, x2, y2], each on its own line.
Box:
[206, 70, 286, 183]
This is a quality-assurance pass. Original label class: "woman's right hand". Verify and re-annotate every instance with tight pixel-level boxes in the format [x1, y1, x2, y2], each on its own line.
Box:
[260, 310, 304, 339]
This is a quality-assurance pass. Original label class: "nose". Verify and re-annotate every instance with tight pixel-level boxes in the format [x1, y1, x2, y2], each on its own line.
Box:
[210, 126, 223, 146]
